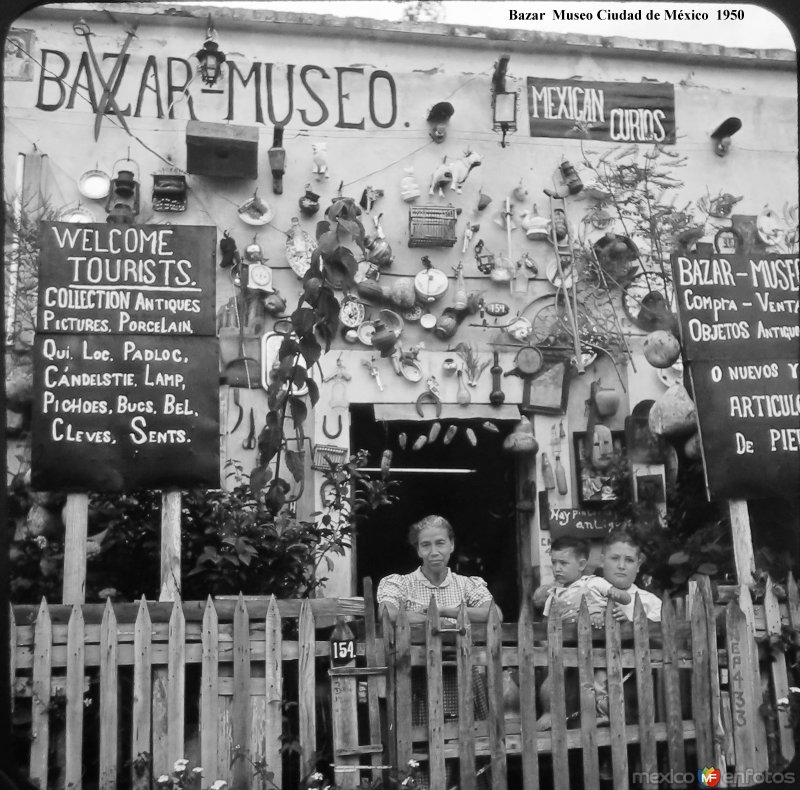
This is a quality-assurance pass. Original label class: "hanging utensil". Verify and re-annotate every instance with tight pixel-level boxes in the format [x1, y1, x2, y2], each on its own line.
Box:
[242, 408, 256, 449]
[230, 388, 243, 433]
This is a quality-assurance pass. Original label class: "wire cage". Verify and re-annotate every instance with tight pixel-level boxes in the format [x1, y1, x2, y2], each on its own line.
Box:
[408, 205, 459, 247]
[311, 443, 348, 470]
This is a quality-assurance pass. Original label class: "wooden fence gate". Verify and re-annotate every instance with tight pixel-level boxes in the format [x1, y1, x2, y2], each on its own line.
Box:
[9, 576, 800, 789]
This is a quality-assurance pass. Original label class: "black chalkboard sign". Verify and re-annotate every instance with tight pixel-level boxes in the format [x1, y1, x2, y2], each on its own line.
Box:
[31, 223, 219, 492]
[526, 78, 675, 144]
[36, 222, 216, 335]
[545, 503, 615, 539]
[672, 253, 800, 501]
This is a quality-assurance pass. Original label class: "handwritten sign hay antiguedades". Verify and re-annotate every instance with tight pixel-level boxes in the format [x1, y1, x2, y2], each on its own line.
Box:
[671, 252, 799, 501]
[31, 222, 219, 492]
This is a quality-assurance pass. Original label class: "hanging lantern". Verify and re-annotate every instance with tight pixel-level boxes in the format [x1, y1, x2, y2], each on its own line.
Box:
[195, 15, 226, 87]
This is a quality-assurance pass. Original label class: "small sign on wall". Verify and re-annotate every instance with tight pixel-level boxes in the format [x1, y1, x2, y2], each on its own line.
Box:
[526, 77, 676, 144]
[5, 29, 34, 81]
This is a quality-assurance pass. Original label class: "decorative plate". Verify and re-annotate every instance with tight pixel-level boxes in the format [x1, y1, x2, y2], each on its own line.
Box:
[356, 321, 376, 346]
[238, 196, 273, 226]
[401, 304, 423, 322]
[285, 219, 316, 279]
[78, 169, 111, 200]
[339, 296, 366, 329]
[59, 205, 95, 223]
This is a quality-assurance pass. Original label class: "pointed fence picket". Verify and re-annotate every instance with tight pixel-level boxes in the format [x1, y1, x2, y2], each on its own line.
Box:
[9, 575, 800, 790]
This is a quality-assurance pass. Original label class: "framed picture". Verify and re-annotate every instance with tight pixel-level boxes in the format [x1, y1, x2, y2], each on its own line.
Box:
[635, 473, 667, 505]
[521, 360, 571, 416]
[572, 429, 627, 506]
[5, 29, 34, 81]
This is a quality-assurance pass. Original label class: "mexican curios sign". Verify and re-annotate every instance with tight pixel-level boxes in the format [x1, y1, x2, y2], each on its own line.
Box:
[32, 223, 219, 492]
[526, 78, 676, 144]
[672, 253, 799, 501]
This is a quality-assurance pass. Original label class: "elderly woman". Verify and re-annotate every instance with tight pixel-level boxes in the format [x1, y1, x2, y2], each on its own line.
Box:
[377, 515, 497, 790]
[377, 514, 501, 622]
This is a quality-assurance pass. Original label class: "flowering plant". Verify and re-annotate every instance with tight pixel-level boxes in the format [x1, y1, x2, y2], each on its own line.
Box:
[153, 759, 227, 790]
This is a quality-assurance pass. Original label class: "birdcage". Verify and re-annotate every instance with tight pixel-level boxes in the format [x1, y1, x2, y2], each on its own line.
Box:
[408, 205, 459, 247]
[311, 443, 348, 470]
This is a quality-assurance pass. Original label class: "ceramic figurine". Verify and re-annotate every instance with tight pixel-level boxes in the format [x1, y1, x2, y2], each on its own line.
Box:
[365, 234, 394, 267]
[512, 181, 528, 202]
[400, 167, 421, 202]
[311, 142, 329, 180]
[449, 150, 482, 194]
[520, 204, 549, 241]
[219, 231, 241, 269]
[429, 158, 454, 197]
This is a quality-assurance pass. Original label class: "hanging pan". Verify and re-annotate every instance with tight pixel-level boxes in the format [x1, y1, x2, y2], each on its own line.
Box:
[77, 168, 111, 200]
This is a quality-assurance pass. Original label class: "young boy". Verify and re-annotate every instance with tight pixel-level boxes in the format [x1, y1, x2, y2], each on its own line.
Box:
[534, 536, 632, 622]
[534, 536, 632, 730]
[592, 527, 662, 723]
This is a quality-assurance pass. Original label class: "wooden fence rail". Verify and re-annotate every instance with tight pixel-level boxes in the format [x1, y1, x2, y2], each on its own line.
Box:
[9, 575, 800, 790]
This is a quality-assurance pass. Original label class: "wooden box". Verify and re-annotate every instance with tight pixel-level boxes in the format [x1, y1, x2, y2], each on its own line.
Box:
[185, 121, 259, 179]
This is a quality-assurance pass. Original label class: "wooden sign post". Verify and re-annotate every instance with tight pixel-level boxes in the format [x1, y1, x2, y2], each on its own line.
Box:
[29, 222, 219, 603]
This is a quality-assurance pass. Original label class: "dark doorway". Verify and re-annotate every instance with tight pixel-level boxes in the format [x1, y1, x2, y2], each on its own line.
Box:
[350, 405, 519, 618]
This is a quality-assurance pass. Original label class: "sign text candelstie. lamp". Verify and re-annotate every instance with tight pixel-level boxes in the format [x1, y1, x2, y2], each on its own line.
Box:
[195, 14, 226, 87]
[491, 54, 518, 148]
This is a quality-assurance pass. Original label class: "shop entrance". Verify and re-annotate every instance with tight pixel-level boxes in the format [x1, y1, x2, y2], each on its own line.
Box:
[350, 405, 519, 617]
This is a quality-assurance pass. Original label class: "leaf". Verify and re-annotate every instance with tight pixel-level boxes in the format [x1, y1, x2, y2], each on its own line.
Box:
[257, 411, 282, 466]
[284, 448, 306, 483]
[293, 364, 308, 389]
[667, 551, 690, 566]
[291, 307, 316, 336]
[279, 336, 301, 359]
[299, 334, 322, 367]
[696, 562, 718, 575]
[305, 378, 320, 407]
[289, 396, 308, 427]
[249, 465, 272, 495]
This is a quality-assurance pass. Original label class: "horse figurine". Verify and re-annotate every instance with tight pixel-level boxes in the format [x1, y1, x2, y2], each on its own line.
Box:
[449, 150, 482, 194]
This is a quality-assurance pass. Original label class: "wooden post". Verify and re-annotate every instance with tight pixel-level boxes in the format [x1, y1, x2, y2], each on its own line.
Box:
[160, 490, 182, 601]
[330, 616, 359, 789]
[729, 499, 755, 588]
[62, 493, 88, 604]
[515, 455, 536, 609]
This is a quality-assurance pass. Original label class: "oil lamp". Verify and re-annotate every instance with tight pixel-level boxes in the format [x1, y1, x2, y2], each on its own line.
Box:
[491, 54, 518, 147]
[195, 15, 226, 87]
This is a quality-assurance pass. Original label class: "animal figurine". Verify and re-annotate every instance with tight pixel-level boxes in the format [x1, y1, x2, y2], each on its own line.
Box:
[400, 167, 421, 202]
[448, 150, 482, 194]
[429, 158, 454, 197]
[311, 143, 329, 180]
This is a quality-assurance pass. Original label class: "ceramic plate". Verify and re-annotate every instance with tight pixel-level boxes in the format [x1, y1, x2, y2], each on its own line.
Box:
[545, 259, 575, 289]
[59, 205, 95, 223]
[78, 170, 111, 200]
[357, 321, 376, 346]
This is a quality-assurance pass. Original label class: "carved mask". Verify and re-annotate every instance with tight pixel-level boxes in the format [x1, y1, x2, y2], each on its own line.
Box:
[590, 424, 614, 471]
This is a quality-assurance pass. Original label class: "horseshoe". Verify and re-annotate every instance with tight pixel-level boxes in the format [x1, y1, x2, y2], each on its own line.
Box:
[415, 391, 442, 419]
[322, 414, 342, 439]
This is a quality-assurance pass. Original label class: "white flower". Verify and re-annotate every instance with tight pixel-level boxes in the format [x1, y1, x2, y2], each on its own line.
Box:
[408, 759, 419, 769]
[192, 767, 203, 775]
[210, 781, 228, 790]
[34, 536, 48, 549]
[311, 772, 324, 782]
[156, 775, 170, 784]
[173, 759, 189, 772]
[790, 686, 800, 694]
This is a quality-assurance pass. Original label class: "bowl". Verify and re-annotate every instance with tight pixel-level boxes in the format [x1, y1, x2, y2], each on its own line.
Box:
[356, 321, 376, 346]
[378, 309, 404, 337]
[78, 169, 111, 200]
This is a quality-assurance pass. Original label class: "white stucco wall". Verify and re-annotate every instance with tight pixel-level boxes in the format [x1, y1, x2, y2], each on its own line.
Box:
[5, 2, 797, 596]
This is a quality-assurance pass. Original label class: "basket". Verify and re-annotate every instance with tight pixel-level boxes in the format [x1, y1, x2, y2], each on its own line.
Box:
[408, 205, 458, 247]
[311, 444, 348, 470]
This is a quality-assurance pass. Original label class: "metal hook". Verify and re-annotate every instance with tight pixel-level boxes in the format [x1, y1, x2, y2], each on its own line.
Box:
[322, 414, 343, 439]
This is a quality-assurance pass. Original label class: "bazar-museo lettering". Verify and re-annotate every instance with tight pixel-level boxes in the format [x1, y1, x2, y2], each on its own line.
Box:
[3, 4, 799, 790]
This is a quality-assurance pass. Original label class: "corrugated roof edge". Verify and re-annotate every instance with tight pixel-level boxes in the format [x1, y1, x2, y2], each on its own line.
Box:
[18, 1, 797, 68]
